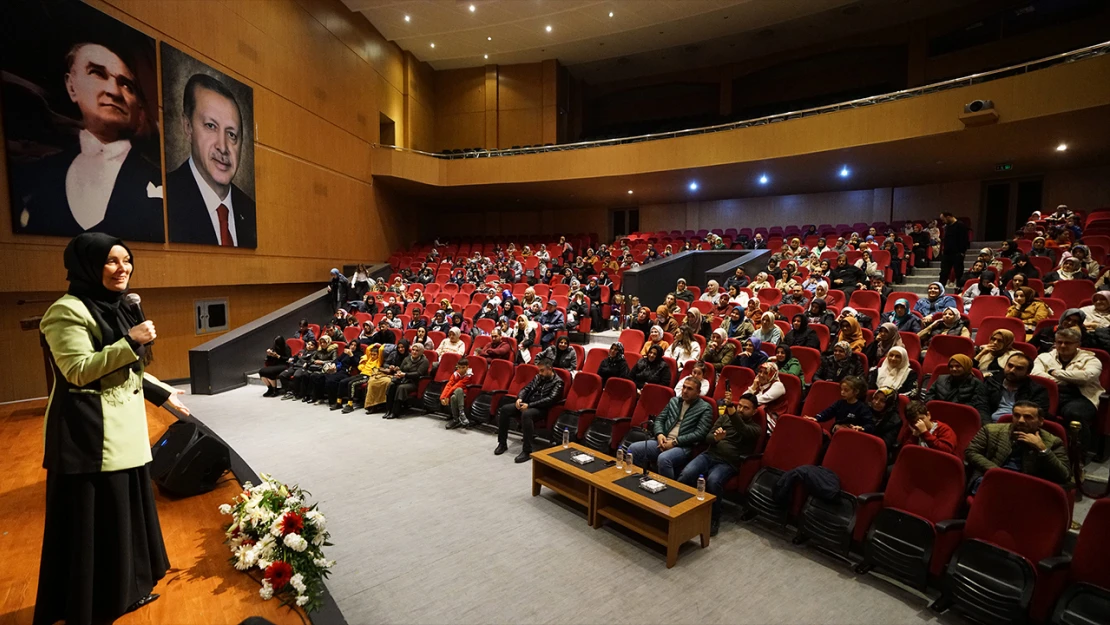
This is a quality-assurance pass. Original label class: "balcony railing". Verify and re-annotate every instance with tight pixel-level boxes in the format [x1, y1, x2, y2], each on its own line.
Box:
[374, 40, 1110, 160]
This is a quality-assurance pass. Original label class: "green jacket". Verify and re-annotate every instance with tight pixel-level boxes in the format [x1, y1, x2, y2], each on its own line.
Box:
[652, 396, 712, 449]
[704, 408, 762, 466]
[965, 423, 1073, 489]
[41, 295, 175, 473]
[778, 357, 803, 378]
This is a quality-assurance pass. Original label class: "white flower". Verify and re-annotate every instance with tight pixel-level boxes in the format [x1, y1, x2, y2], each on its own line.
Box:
[258, 558, 271, 571]
[305, 510, 326, 531]
[259, 579, 273, 600]
[296, 595, 309, 607]
[218, 504, 232, 515]
[284, 532, 308, 552]
[312, 557, 332, 569]
[290, 573, 306, 593]
[270, 517, 285, 537]
[234, 544, 256, 570]
[312, 532, 327, 546]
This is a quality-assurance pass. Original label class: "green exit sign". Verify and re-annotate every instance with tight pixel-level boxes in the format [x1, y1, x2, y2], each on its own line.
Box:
[995, 163, 1014, 171]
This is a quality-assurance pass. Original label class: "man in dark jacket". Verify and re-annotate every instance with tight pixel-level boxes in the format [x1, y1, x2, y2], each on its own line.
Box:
[982, 353, 1051, 424]
[473, 328, 513, 361]
[965, 401, 1072, 493]
[626, 378, 713, 478]
[678, 392, 762, 535]
[938, 212, 970, 288]
[537, 300, 566, 348]
[494, 358, 565, 463]
[725, 267, 750, 290]
[383, 343, 430, 419]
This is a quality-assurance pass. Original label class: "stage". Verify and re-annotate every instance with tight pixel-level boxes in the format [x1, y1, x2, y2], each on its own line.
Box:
[0, 399, 306, 625]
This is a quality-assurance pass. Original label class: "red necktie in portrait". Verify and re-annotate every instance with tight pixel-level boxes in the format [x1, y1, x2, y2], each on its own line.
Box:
[217, 204, 233, 247]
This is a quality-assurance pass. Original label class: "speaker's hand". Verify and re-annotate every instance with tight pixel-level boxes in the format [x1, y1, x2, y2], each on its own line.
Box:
[129, 320, 156, 344]
[167, 389, 190, 416]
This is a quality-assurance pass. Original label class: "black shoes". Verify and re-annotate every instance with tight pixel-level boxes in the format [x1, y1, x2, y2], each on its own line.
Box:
[494, 443, 508, 455]
[445, 420, 462, 430]
[330, 402, 343, 411]
[125, 593, 160, 614]
[710, 518, 720, 537]
[263, 388, 277, 398]
[514, 451, 532, 463]
[341, 404, 355, 414]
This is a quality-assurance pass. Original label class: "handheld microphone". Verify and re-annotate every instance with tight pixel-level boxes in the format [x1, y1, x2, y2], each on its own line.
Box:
[124, 293, 145, 324]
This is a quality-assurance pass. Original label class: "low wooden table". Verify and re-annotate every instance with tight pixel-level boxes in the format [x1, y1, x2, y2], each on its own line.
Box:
[531, 443, 715, 567]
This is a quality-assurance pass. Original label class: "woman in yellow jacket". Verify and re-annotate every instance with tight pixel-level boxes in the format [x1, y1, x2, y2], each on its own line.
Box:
[1007, 286, 1053, 340]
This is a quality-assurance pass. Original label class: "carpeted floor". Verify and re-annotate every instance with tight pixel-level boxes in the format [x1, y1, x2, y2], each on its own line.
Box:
[181, 384, 975, 625]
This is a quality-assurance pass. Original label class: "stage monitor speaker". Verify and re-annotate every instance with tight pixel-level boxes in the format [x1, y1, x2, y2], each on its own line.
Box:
[151, 421, 231, 496]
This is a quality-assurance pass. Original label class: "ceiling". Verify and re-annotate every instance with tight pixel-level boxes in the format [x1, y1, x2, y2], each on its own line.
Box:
[375, 105, 1110, 210]
[340, 0, 970, 74]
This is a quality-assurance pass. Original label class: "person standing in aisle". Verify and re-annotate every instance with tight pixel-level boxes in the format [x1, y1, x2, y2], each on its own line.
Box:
[938, 212, 970, 290]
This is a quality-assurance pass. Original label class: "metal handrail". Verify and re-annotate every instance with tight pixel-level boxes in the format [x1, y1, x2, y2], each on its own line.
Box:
[373, 40, 1110, 160]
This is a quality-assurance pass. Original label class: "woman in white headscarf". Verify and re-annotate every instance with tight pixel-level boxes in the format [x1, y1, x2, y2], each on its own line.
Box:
[749, 272, 772, 293]
[1080, 291, 1110, 330]
[869, 345, 916, 394]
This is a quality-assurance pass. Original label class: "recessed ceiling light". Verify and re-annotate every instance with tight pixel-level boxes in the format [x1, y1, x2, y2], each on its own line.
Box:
[758, 174, 769, 185]
[1056, 143, 1068, 152]
[609, 11, 614, 18]
[839, 166, 850, 178]
[545, 25, 553, 32]
[469, 4, 476, 12]
[627, 189, 633, 194]
[430, 43, 435, 48]
[487, 36, 492, 41]
[688, 181, 698, 191]
[404, 15, 410, 22]
[483, 54, 489, 59]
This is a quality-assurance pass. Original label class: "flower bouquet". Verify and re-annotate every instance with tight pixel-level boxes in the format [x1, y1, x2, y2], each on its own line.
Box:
[219, 473, 334, 611]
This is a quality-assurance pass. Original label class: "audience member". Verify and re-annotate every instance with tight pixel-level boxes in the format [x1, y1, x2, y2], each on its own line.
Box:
[494, 358, 565, 463]
[974, 329, 1019, 377]
[725, 267, 750, 290]
[924, 354, 987, 413]
[641, 325, 670, 356]
[473, 328, 512, 361]
[868, 346, 916, 394]
[337, 343, 383, 412]
[918, 307, 970, 349]
[665, 326, 701, 368]
[897, 400, 957, 455]
[724, 305, 755, 340]
[382, 342, 429, 419]
[630, 307, 653, 337]
[597, 342, 631, 385]
[881, 298, 923, 333]
[626, 377, 713, 479]
[1080, 291, 1110, 330]
[961, 271, 1000, 313]
[1032, 327, 1103, 453]
[868, 388, 903, 460]
[675, 361, 710, 396]
[965, 400, 1072, 494]
[436, 327, 467, 358]
[631, 344, 671, 389]
[540, 336, 578, 371]
[914, 282, 957, 321]
[734, 337, 768, 371]
[748, 361, 786, 418]
[806, 298, 838, 335]
[863, 322, 903, 369]
[782, 314, 820, 350]
[815, 341, 865, 383]
[1007, 287, 1052, 340]
[441, 357, 474, 430]
[701, 329, 737, 368]
[259, 335, 291, 397]
[983, 352, 1049, 424]
[655, 305, 681, 335]
[752, 312, 783, 346]
[678, 391, 761, 536]
[294, 319, 316, 343]
[671, 279, 695, 304]
[309, 341, 359, 405]
[773, 345, 803, 378]
[537, 300, 566, 348]
[836, 316, 866, 353]
[829, 254, 864, 297]
[806, 376, 872, 433]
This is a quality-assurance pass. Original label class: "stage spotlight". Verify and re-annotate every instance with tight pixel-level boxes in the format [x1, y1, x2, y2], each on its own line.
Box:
[758, 174, 769, 185]
[839, 166, 850, 178]
[688, 181, 698, 191]
[404, 15, 410, 22]
[1056, 143, 1068, 152]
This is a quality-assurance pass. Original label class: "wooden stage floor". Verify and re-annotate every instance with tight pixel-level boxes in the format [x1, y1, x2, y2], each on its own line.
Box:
[0, 400, 306, 625]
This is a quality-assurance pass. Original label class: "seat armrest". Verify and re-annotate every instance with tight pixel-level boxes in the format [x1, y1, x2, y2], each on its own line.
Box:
[736, 452, 764, 463]
[1038, 555, 1072, 573]
[935, 519, 966, 533]
[856, 492, 884, 504]
[465, 383, 484, 390]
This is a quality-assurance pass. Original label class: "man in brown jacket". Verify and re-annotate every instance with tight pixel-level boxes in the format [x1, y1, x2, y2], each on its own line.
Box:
[965, 400, 1072, 494]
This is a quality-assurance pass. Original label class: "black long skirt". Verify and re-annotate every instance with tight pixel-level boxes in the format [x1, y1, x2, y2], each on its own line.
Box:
[34, 464, 170, 625]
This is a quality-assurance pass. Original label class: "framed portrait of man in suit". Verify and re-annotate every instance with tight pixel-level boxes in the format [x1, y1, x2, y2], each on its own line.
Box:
[161, 43, 256, 248]
[1, 0, 164, 242]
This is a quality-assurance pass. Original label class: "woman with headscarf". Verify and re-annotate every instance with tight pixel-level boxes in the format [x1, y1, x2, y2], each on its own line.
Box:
[1069, 244, 1100, 278]
[655, 304, 681, 335]
[513, 314, 536, 363]
[700, 280, 724, 304]
[630, 306, 654, 337]
[777, 262, 801, 293]
[815, 341, 865, 382]
[868, 346, 916, 394]
[1080, 291, 1110, 330]
[812, 237, 831, 256]
[974, 329, 1019, 378]
[925, 355, 987, 412]
[749, 361, 787, 420]
[774, 344, 803, 378]
[1044, 256, 1088, 295]
[702, 328, 737, 368]
[429, 309, 451, 334]
[881, 238, 904, 284]
[665, 326, 701, 368]
[1004, 272, 1029, 301]
[867, 388, 904, 462]
[260, 335, 292, 397]
[752, 311, 783, 346]
[745, 298, 765, 324]
[786, 237, 807, 259]
[631, 344, 671, 389]
[1006, 286, 1052, 340]
[961, 270, 1000, 313]
[734, 336, 768, 371]
[1030, 308, 1095, 354]
[437, 326, 467, 358]
[914, 282, 957, 322]
[813, 280, 831, 302]
[880, 298, 923, 333]
[918, 306, 970, 350]
[864, 322, 904, 369]
[411, 326, 434, 351]
[1001, 254, 1042, 286]
[641, 325, 671, 356]
[806, 297, 839, 335]
[540, 335, 578, 371]
[837, 316, 866, 353]
[36, 234, 187, 623]
[684, 307, 711, 341]
[597, 342, 631, 386]
[783, 313, 821, 350]
[855, 250, 878, 275]
[1029, 236, 1056, 264]
[749, 272, 773, 294]
[724, 306, 755, 341]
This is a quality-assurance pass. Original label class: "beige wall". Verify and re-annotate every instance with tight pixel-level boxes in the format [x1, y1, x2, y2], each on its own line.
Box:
[0, 0, 427, 401]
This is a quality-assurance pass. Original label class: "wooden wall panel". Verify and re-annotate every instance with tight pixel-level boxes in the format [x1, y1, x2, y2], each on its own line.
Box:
[498, 64, 544, 111]
[1043, 165, 1110, 213]
[435, 68, 486, 115]
[499, 109, 544, 149]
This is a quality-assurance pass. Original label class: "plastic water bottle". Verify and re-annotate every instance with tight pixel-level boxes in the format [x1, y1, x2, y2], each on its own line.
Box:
[562, 427, 570, 448]
[615, 448, 624, 469]
[696, 475, 706, 501]
[624, 450, 634, 474]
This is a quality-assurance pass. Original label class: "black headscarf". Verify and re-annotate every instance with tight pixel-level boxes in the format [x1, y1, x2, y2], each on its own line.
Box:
[273, 335, 290, 359]
[63, 233, 140, 352]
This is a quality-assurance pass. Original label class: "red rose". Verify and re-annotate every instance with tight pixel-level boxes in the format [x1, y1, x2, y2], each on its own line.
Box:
[280, 512, 304, 536]
[265, 561, 293, 590]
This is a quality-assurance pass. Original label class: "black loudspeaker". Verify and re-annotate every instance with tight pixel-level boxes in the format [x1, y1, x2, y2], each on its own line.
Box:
[151, 421, 231, 496]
